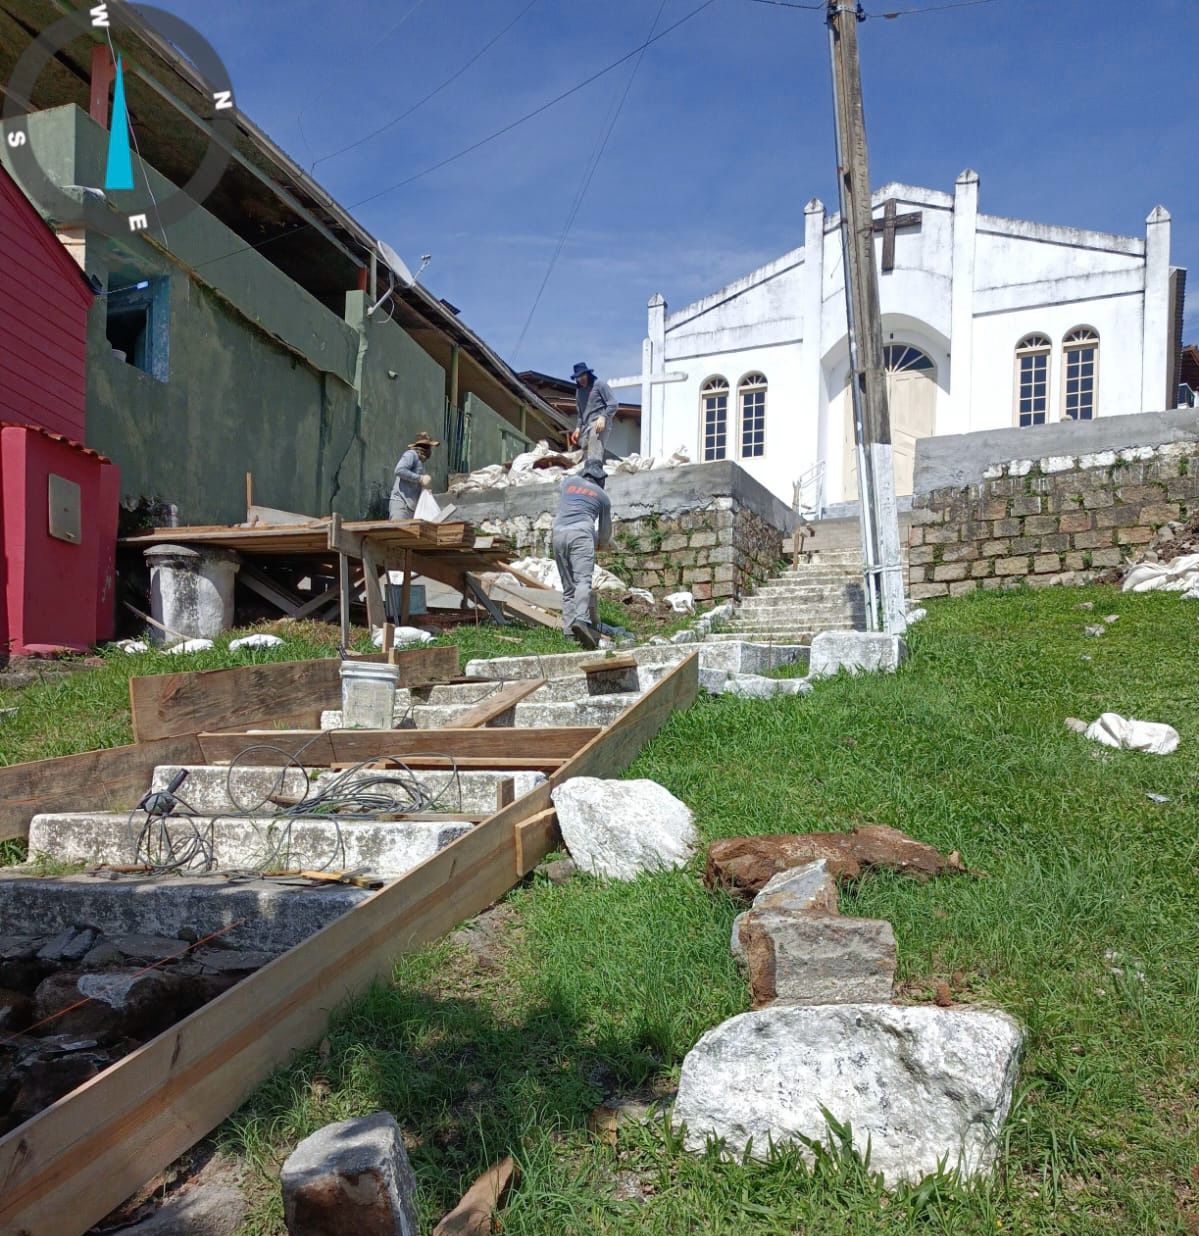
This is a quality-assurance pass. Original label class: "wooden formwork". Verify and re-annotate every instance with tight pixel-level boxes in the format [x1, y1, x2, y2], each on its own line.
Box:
[0, 653, 699, 1236]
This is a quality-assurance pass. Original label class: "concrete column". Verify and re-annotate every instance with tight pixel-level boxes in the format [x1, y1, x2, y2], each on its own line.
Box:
[801, 199, 826, 500]
[145, 545, 240, 642]
[1141, 206, 1172, 412]
[950, 170, 979, 430]
[646, 294, 666, 457]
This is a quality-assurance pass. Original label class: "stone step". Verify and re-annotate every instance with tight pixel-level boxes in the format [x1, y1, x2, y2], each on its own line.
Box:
[319, 694, 638, 731]
[152, 766, 547, 817]
[739, 593, 864, 608]
[29, 812, 474, 878]
[730, 618, 864, 632]
[0, 870, 371, 953]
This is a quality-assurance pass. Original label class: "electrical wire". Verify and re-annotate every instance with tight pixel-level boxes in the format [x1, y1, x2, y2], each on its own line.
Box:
[746, 0, 827, 9]
[512, 0, 669, 361]
[187, 0, 722, 277]
[313, 0, 544, 170]
[868, 0, 1002, 15]
[297, 0, 430, 165]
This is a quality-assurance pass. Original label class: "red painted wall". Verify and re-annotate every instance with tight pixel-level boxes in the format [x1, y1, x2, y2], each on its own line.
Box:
[0, 166, 92, 442]
[1, 425, 116, 654]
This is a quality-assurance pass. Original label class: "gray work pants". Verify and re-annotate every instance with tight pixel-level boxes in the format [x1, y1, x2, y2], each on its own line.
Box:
[580, 416, 610, 463]
[389, 493, 416, 520]
[553, 526, 596, 635]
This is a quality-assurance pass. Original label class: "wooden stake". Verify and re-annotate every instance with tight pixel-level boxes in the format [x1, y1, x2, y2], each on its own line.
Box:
[245, 472, 253, 519]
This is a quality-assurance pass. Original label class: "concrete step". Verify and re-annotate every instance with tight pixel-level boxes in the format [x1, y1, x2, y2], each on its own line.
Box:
[152, 766, 547, 817]
[0, 870, 371, 952]
[29, 811, 474, 878]
[730, 618, 864, 631]
[739, 593, 864, 609]
[411, 696, 636, 730]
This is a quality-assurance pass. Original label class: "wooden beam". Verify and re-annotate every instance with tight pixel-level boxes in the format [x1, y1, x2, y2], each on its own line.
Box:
[293, 581, 342, 621]
[515, 809, 560, 877]
[400, 549, 413, 625]
[464, 574, 508, 626]
[0, 655, 698, 1236]
[490, 581, 563, 613]
[247, 505, 322, 527]
[195, 726, 600, 766]
[499, 594, 558, 632]
[89, 44, 114, 127]
[130, 646, 458, 743]
[452, 679, 544, 728]
[362, 542, 386, 631]
[237, 563, 305, 617]
[0, 735, 204, 843]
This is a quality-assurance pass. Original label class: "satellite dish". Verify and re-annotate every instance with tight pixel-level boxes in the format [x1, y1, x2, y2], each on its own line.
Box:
[376, 240, 414, 288]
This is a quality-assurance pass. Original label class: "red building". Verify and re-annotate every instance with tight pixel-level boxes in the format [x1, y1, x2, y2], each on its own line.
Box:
[0, 164, 118, 655]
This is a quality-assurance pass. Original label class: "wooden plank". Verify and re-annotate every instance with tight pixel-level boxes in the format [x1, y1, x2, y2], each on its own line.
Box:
[452, 679, 544, 728]
[0, 735, 205, 843]
[499, 593, 559, 631]
[292, 581, 341, 620]
[400, 549, 413, 625]
[464, 573, 508, 626]
[0, 654, 699, 1236]
[237, 562, 304, 616]
[582, 655, 638, 675]
[514, 809, 560, 877]
[362, 541, 386, 631]
[247, 505, 322, 527]
[195, 727, 600, 766]
[489, 580, 563, 613]
[130, 646, 459, 743]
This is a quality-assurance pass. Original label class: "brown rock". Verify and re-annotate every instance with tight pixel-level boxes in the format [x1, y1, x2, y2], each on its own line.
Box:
[9, 1036, 114, 1123]
[706, 825, 965, 899]
[32, 969, 184, 1042]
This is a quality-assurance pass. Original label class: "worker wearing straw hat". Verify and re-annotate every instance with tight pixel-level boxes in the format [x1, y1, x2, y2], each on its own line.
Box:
[389, 431, 440, 520]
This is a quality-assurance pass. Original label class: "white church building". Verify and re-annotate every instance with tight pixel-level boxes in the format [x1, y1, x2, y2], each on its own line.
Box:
[631, 171, 1185, 512]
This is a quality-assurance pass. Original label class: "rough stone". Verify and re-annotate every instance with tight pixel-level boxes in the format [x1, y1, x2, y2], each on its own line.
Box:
[115, 1185, 246, 1236]
[32, 969, 183, 1042]
[281, 1112, 419, 1236]
[673, 1004, 1024, 1186]
[707, 825, 965, 899]
[0, 988, 33, 1032]
[808, 631, 906, 678]
[551, 778, 697, 881]
[740, 911, 896, 1006]
[37, 927, 97, 964]
[9, 1036, 114, 1123]
[111, 934, 190, 963]
[730, 860, 839, 963]
[721, 674, 812, 699]
[192, 948, 280, 975]
[534, 858, 578, 885]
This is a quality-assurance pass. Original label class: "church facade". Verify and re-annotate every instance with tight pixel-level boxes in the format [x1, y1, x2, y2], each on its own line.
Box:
[634, 172, 1185, 512]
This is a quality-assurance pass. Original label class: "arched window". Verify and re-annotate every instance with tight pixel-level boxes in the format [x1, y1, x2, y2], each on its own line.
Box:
[1062, 327, 1099, 420]
[700, 377, 729, 461]
[738, 372, 767, 458]
[1014, 334, 1051, 427]
[884, 344, 935, 373]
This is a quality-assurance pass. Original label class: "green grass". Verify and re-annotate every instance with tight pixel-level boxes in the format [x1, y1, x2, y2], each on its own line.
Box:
[214, 584, 1199, 1234]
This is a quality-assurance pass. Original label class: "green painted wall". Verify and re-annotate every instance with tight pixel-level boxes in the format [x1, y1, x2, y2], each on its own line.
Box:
[6, 106, 454, 524]
[464, 392, 532, 474]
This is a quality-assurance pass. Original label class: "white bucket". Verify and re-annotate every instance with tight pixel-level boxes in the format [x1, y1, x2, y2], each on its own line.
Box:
[339, 660, 400, 729]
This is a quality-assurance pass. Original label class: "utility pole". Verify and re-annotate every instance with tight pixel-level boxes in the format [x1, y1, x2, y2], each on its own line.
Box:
[826, 0, 907, 634]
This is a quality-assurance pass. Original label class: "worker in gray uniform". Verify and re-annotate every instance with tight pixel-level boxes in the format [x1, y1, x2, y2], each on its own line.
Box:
[552, 458, 612, 649]
[389, 430, 439, 520]
[569, 362, 617, 463]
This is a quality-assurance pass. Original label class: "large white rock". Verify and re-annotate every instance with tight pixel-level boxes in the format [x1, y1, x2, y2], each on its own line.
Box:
[809, 631, 906, 678]
[550, 778, 697, 880]
[674, 1003, 1022, 1186]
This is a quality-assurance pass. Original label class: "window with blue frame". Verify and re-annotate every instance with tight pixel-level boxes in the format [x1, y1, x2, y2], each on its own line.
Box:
[105, 276, 169, 381]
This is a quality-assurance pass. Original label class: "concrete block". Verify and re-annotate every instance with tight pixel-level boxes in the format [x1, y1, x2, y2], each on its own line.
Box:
[29, 812, 472, 877]
[0, 872, 369, 951]
[808, 631, 906, 678]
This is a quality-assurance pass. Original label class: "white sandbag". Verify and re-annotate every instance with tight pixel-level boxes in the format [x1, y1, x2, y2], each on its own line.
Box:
[166, 638, 214, 655]
[664, 591, 695, 614]
[229, 633, 284, 650]
[1084, 712, 1180, 755]
[372, 626, 435, 648]
[1123, 553, 1199, 593]
[117, 639, 149, 654]
[414, 489, 441, 521]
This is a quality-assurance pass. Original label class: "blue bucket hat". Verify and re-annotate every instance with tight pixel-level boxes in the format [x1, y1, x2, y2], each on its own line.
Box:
[571, 362, 595, 383]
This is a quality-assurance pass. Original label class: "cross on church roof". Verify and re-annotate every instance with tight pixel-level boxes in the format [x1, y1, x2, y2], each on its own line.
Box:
[872, 198, 922, 272]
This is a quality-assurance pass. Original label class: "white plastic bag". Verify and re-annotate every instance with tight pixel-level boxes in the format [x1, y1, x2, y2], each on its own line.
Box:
[414, 489, 441, 521]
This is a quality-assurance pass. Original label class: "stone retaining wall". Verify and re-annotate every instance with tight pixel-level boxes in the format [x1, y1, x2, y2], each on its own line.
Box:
[908, 441, 1199, 599]
[478, 499, 784, 603]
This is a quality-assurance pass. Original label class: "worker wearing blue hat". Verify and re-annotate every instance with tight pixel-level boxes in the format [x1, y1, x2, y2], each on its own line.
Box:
[569, 362, 617, 464]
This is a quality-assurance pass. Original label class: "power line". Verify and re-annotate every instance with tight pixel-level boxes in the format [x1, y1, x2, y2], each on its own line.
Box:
[869, 0, 1002, 16]
[297, 0, 430, 165]
[190, 0, 721, 276]
[512, 0, 669, 360]
[313, 0, 544, 170]
[746, 0, 826, 9]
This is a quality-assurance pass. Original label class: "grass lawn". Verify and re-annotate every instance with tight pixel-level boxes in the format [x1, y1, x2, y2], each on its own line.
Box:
[214, 584, 1199, 1235]
[4, 587, 1197, 1232]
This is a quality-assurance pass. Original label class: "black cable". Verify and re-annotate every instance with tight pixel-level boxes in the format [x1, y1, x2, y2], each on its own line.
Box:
[868, 0, 1002, 15]
[313, 0, 544, 170]
[512, 0, 669, 360]
[746, 0, 826, 9]
[187, 0, 722, 277]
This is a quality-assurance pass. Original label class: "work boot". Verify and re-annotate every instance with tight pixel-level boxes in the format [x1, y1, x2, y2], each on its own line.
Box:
[570, 621, 600, 650]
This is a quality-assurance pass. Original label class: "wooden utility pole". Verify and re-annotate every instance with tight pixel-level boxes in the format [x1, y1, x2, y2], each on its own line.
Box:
[826, 0, 907, 633]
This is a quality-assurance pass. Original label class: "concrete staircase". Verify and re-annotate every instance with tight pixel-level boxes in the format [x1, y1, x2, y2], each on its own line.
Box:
[711, 516, 909, 645]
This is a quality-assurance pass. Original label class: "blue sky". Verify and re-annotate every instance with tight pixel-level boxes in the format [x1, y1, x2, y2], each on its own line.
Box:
[152, 0, 1197, 388]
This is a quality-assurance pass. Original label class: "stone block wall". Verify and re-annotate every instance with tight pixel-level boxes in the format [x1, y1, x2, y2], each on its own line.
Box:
[908, 442, 1199, 599]
[477, 497, 784, 603]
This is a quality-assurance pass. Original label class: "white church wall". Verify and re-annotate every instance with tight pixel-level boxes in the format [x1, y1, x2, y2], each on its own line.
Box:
[657, 340, 805, 499]
[969, 293, 1146, 431]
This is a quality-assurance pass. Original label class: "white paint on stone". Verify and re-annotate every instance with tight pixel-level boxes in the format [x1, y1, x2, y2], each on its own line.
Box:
[722, 674, 812, 699]
[551, 778, 697, 880]
[1007, 458, 1033, 478]
[674, 1003, 1024, 1186]
[1078, 449, 1118, 469]
[1042, 455, 1076, 474]
[808, 631, 906, 677]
